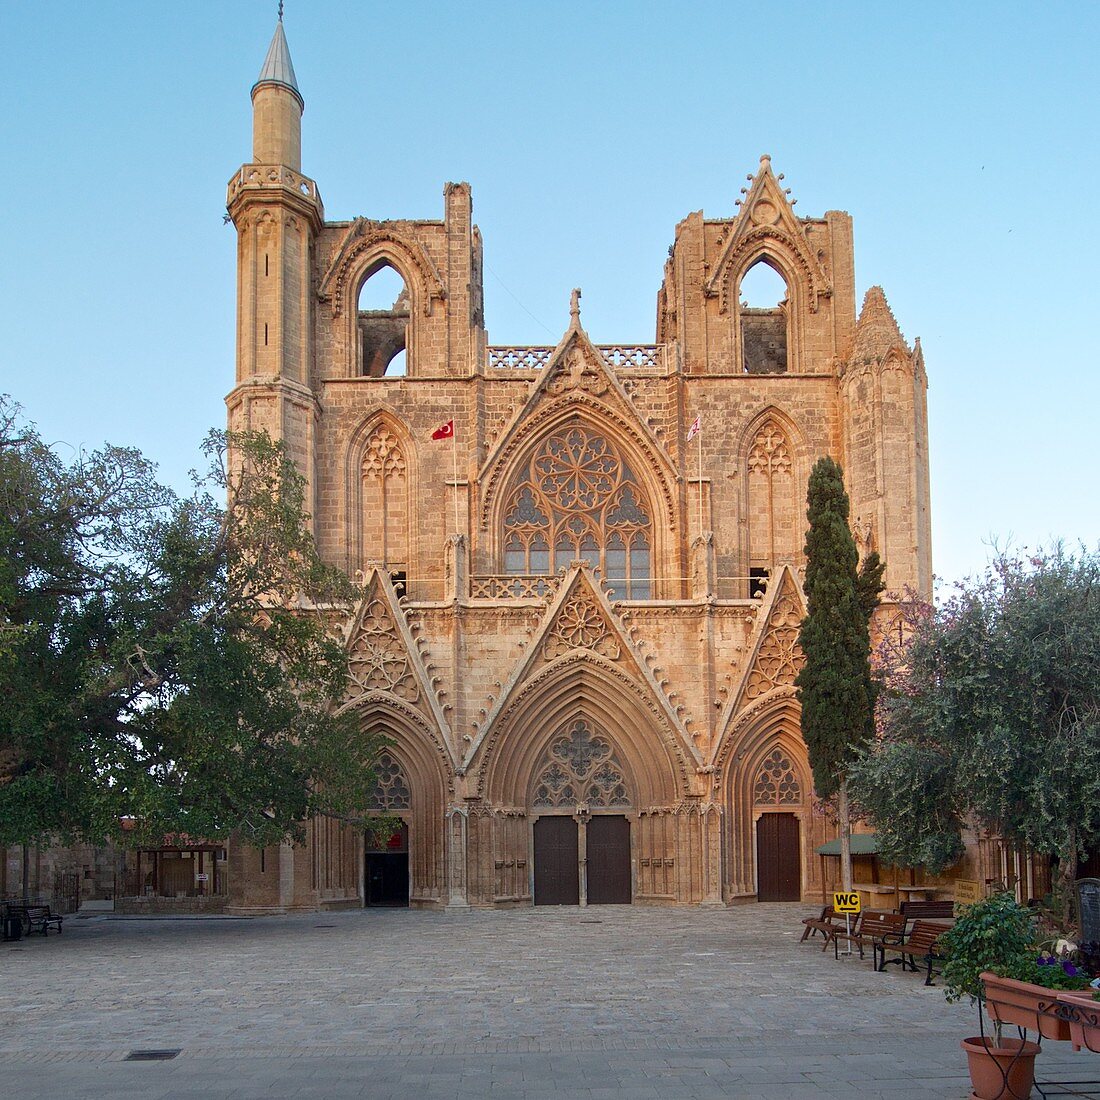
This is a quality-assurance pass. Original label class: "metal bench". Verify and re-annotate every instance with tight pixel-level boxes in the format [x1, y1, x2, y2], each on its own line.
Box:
[8, 904, 63, 936]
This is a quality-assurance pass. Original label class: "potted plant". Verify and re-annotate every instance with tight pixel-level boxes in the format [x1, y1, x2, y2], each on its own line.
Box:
[940, 892, 1042, 1100]
[981, 955, 1094, 1043]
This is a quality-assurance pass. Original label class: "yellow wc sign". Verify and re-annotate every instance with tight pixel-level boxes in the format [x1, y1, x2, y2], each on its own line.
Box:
[833, 891, 861, 913]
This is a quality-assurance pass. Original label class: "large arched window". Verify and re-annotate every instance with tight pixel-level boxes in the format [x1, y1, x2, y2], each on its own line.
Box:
[502, 424, 652, 599]
[738, 259, 789, 374]
[358, 264, 409, 377]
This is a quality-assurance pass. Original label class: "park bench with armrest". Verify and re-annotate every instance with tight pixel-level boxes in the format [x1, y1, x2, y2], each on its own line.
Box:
[899, 900, 954, 921]
[800, 907, 842, 947]
[874, 920, 951, 984]
[7, 904, 63, 936]
[833, 909, 905, 960]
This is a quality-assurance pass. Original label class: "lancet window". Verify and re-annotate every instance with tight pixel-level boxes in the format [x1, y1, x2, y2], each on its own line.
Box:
[531, 719, 630, 808]
[503, 424, 652, 599]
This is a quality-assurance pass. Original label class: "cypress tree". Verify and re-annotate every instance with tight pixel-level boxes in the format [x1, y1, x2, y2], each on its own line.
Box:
[795, 456, 881, 891]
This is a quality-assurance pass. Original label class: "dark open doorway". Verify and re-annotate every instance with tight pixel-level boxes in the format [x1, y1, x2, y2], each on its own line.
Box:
[365, 823, 409, 907]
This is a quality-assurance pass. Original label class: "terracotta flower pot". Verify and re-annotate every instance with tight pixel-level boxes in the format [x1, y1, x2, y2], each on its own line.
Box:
[961, 1035, 1039, 1100]
[980, 971, 1072, 1042]
[1055, 991, 1100, 1053]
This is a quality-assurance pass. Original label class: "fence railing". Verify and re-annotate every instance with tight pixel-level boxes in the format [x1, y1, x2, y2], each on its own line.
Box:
[487, 345, 666, 371]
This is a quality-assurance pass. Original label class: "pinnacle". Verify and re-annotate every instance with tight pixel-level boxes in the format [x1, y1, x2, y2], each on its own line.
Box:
[852, 286, 910, 362]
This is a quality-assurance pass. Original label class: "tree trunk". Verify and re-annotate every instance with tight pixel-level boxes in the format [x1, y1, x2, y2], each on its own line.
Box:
[838, 777, 853, 892]
[1059, 828, 1078, 931]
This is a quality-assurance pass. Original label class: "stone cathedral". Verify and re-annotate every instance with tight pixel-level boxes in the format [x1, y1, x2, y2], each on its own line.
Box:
[224, 19, 932, 912]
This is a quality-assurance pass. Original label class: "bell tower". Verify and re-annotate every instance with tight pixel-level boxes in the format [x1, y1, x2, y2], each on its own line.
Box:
[225, 12, 323, 504]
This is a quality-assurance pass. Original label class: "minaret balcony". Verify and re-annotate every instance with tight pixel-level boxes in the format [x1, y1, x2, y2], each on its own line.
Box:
[226, 163, 324, 221]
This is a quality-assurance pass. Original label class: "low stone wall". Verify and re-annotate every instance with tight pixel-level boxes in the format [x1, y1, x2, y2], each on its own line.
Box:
[116, 895, 228, 915]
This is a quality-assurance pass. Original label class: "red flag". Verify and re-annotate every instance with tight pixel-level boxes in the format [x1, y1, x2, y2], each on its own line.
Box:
[687, 415, 701, 441]
[431, 420, 454, 441]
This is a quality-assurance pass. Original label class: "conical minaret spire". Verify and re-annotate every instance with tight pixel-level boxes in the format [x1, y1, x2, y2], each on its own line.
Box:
[250, 15, 303, 169]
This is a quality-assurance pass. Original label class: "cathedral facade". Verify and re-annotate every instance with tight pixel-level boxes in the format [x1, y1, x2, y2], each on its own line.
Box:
[224, 20, 932, 911]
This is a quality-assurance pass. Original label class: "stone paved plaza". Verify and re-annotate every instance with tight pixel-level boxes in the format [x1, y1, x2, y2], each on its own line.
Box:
[2, 905, 1097, 1098]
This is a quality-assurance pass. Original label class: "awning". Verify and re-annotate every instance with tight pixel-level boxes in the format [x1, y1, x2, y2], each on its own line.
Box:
[816, 835, 879, 857]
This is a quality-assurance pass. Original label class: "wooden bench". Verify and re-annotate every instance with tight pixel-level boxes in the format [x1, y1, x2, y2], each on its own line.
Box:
[800, 907, 842, 948]
[900, 900, 954, 921]
[875, 920, 951, 984]
[833, 909, 905, 959]
[8, 905, 63, 936]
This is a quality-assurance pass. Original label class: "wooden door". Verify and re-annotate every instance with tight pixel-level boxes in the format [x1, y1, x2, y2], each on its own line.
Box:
[533, 816, 579, 905]
[587, 815, 631, 904]
[756, 812, 801, 901]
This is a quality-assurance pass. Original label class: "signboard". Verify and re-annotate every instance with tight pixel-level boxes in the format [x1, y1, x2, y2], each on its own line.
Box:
[833, 891, 861, 914]
[954, 879, 983, 906]
[196, 873, 209, 882]
[1077, 878, 1100, 943]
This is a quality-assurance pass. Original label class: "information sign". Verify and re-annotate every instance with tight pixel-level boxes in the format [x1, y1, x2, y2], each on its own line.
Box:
[954, 879, 982, 906]
[833, 891, 861, 913]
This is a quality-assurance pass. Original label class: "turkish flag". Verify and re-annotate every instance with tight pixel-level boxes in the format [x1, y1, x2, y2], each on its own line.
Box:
[431, 420, 454, 441]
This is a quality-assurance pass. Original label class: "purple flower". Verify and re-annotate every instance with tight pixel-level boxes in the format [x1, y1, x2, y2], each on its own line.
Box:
[1063, 960, 1081, 977]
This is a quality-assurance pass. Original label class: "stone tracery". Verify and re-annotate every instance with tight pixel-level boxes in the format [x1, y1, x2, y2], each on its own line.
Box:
[366, 751, 412, 809]
[347, 598, 419, 702]
[753, 747, 801, 805]
[503, 424, 652, 599]
[532, 719, 630, 808]
[743, 590, 805, 701]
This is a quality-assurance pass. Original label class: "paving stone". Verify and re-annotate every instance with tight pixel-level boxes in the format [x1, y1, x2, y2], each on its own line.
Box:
[1, 904, 1095, 1098]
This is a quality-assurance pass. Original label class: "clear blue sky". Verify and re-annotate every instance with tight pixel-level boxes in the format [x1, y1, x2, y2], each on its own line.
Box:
[2, 1, 1097, 587]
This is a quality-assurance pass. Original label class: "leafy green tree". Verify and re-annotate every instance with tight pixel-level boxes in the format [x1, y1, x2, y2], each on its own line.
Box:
[795, 457, 883, 891]
[0, 397, 382, 850]
[850, 546, 1100, 923]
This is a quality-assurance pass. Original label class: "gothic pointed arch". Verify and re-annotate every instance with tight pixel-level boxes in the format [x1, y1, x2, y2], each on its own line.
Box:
[712, 692, 819, 899]
[481, 403, 677, 598]
[319, 219, 446, 320]
[345, 410, 419, 585]
[341, 570, 455, 755]
[336, 693, 453, 906]
[473, 653, 689, 808]
[734, 407, 808, 592]
[318, 220, 446, 378]
[462, 568, 701, 776]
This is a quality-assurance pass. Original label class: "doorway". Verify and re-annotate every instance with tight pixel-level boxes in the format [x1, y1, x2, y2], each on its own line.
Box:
[365, 823, 409, 907]
[756, 812, 801, 901]
[587, 815, 631, 904]
[533, 816, 579, 905]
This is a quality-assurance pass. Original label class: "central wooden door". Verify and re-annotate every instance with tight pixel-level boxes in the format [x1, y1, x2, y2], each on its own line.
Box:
[586, 815, 631, 904]
[533, 816, 579, 905]
[756, 812, 801, 901]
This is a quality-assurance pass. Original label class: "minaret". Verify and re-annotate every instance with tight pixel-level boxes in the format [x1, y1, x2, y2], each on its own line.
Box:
[224, 15, 326, 916]
[225, 12, 322, 486]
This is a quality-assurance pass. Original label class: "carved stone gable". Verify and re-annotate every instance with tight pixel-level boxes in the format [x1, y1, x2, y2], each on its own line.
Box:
[347, 597, 419, 702]
[543, 589, 621, 661]
[734, 570, 807, 706]
[545, 345, 609, 397]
